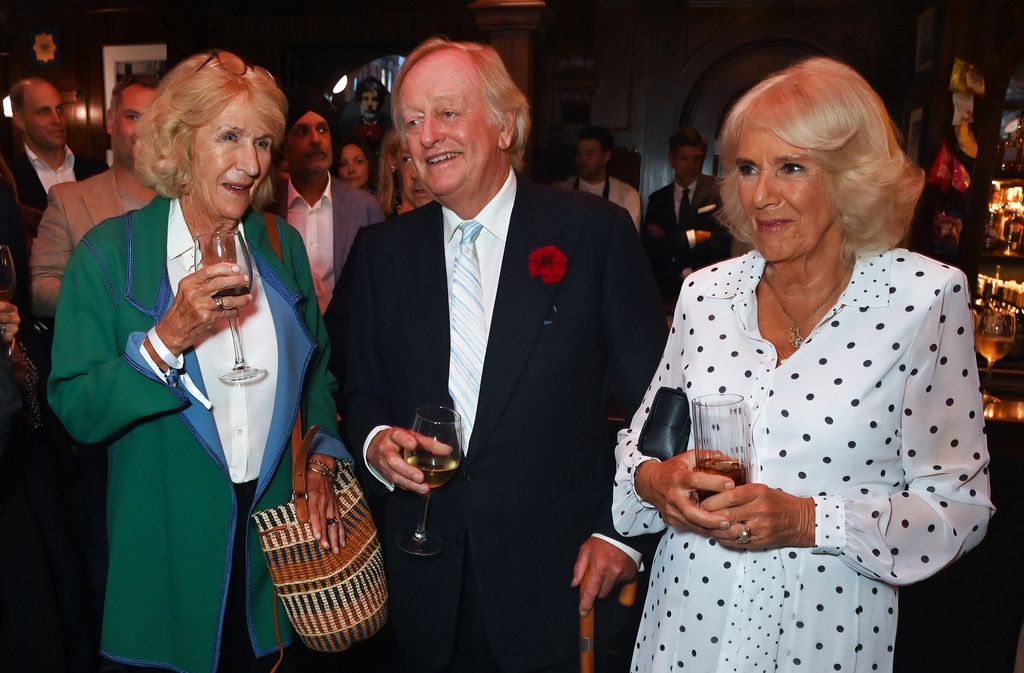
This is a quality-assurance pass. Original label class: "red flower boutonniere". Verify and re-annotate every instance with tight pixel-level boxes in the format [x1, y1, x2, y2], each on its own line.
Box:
[528, 245, 568, 284]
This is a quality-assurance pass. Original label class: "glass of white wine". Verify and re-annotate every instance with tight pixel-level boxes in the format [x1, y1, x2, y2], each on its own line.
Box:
[396, 404, 462, 557]
[974, 304, 1016, 396]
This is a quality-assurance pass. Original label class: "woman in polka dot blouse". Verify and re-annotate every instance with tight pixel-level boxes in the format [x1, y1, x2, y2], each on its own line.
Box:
[613, 57, 994, 673]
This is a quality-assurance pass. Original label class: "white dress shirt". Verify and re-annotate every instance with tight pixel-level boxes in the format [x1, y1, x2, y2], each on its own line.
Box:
[286, 176, 335, 312]
[25, 143, 78, 195]
[364, 169, 641, 566]
[673, 179, 699, 248]
[140, 200, 280, 483]
[557, 175, 642, 230]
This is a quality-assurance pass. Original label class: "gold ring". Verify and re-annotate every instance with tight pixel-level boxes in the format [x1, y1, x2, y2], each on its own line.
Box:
[213, 295, 225, 311]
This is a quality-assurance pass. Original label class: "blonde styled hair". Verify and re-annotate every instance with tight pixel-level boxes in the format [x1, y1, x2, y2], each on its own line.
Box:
[391, 37, 531, 171]
[135, 50, 286, 209]
[718, 57, 924, 263]
[377, 128, 402, 217]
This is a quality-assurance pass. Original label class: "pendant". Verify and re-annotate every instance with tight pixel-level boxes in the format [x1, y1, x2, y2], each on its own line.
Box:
[790, 327, 804, 348]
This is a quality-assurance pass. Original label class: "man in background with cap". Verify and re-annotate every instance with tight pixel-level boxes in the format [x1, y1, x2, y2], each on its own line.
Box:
[276, 86, 384, 314]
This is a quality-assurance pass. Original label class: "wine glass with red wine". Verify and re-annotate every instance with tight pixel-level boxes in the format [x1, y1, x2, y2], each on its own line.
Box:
[0, 245, 16, 304]
[396, 405, 462, 557]
[194, 228, 266, 383]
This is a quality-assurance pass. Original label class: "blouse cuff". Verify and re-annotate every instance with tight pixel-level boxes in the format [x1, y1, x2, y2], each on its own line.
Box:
[631, 455, 660, 509]
[811, 494, 845, 555]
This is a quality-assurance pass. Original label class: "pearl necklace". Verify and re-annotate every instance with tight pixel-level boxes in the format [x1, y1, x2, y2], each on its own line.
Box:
[763, 272, 847, 348]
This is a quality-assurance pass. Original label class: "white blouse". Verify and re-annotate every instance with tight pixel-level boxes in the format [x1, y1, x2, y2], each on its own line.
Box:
[613, 249, 994, 673]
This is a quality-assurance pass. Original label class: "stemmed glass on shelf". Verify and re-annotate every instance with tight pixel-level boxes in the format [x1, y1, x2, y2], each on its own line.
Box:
[974, 302, 1017, 399]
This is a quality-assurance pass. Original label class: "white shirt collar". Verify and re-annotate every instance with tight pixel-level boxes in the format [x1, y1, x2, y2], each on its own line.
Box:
[701, 248, 893, 309]
[286, 173, 333, 210]
[24, 142, 73, 172]
[674, 178, 698, 196]
[443, 168, 516, 244]
[167, 199, 245, 272]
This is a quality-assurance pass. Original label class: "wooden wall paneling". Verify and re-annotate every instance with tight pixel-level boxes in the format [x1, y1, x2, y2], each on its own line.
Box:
[590, 2, 635, 131]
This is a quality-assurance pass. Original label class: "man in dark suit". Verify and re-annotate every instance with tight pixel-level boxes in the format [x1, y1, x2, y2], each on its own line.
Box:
[642, 128, 730, 301]
[9, 78, 108, 212]
[345, 38, 667, 673]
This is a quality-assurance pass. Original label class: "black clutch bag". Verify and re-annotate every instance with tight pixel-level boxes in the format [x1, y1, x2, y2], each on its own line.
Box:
[637, 387, 691, 460]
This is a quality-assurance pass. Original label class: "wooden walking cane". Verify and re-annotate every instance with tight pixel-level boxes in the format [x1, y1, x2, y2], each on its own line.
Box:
[580, 573, 639, 673]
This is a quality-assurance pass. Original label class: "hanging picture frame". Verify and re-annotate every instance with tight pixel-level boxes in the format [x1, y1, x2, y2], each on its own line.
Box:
[102, 44, 167, 113]
[915, 6, 936, 74]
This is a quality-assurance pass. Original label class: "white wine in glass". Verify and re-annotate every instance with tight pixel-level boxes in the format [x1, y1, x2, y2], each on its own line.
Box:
[194, 228, 266, 384]
[396, 405, 462, 557]
[974, 305, 1017, 394]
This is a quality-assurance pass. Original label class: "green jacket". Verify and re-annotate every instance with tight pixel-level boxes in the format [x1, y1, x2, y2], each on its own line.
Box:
[48, 197, 348, 673]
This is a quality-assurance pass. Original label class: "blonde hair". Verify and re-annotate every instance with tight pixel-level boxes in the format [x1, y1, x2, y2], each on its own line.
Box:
[377, 128, 402, 217]
[391, 37, 531, 171]
[135, 51, 286, 209]
[718, 57, 924, 263]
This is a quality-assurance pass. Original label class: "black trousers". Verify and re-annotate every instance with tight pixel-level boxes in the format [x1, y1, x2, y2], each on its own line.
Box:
[399, 542, 577, 673]
[103, 480, 294, 673]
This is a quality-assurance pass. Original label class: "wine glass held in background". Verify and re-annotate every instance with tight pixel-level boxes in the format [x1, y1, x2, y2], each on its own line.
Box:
[396, 404, 462, 557]
[974, 304, 1017, 398]
[691, 393, 750, 502]
[194, 228, 266, 384]
[0, 245, 17, 352]
[0, 245, 15, 303]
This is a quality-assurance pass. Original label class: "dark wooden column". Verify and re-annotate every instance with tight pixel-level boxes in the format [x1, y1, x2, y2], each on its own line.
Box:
[469, 0, 548, 173]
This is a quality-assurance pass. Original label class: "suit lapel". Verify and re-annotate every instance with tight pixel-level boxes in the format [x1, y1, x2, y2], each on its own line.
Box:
[82, 170, 122, 231]
[403, 205, 453, 417]
[467, 183, 579, 462]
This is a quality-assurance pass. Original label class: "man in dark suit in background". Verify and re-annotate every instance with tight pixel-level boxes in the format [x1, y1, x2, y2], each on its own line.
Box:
[9, 78, 108, 212]
[345, 37, 666, 673]
[642, 128, 730, 302]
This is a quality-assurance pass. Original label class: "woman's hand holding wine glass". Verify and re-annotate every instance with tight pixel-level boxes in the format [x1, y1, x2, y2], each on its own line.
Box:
[152, 249, 251, 358]
[195, 229, 265, 383]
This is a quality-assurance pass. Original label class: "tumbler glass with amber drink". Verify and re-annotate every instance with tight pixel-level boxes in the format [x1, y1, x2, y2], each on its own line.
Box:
[396, 404, 462, 557]
[692, 394, 750, 501]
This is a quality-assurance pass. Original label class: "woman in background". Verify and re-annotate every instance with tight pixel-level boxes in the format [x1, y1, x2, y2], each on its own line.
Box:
[336, 138, 376, 193]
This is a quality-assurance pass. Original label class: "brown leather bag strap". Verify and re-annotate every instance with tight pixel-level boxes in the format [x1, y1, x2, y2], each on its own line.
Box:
[263, 210, 317, 521]
[263, 210, 284, 261]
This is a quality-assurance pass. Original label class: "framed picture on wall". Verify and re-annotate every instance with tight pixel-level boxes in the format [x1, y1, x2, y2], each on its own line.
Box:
[102, 44, 167, 113]
[906, 107, 924, 164]
[915, 7, 936, 74]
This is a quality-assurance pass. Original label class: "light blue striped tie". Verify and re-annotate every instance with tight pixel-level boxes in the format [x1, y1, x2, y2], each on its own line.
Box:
[449, 220, 486, 451]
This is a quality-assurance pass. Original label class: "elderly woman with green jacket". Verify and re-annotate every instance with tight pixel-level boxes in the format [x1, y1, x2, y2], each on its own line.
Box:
[48, 50, 348, 673]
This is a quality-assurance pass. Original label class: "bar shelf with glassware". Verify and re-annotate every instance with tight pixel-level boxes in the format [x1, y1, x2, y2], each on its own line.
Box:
[975, 271, 1024, 393]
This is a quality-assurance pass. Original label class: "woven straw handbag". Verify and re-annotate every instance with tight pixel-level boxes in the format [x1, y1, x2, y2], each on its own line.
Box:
[252, 419, 388, 652]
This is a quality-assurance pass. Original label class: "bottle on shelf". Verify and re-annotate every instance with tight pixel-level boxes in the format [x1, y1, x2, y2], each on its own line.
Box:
[999, 114, 1024, 173]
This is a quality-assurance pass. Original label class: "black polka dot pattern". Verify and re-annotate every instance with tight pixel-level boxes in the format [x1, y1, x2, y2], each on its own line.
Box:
[612, 250, 993, 673]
